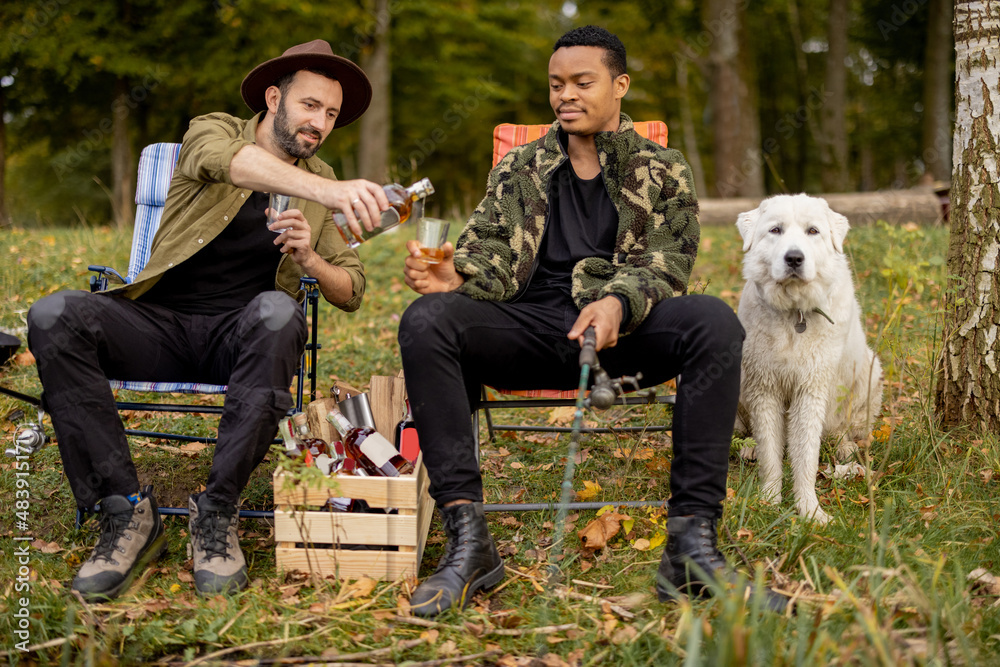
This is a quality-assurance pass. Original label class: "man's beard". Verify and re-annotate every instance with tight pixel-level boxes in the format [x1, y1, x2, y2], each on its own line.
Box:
[273, 99, 323, 160]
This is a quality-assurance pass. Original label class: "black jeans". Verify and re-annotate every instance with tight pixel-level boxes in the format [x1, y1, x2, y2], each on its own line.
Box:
[398, 290, 744, 518]
[27, 290, 306, 510]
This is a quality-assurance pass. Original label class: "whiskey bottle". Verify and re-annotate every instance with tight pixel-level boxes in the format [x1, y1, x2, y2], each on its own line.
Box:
[393, 399, 420, 463]
[326, 407, 415, 477]
[333, 178, 435, 248]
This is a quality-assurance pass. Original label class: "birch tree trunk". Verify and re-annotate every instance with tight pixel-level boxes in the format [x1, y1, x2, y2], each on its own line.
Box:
[935, 0, 1000, 430]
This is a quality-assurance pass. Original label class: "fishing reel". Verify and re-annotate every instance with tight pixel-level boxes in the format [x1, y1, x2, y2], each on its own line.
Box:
[578, 328, 655, 411]
[5, 411, 50, 457]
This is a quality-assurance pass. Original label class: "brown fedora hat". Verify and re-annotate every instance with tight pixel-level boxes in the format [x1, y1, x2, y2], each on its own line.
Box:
[241, 39, 372, 128]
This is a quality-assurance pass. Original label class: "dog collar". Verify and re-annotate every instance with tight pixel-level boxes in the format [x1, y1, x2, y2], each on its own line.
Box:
[795, 307, 836, 333]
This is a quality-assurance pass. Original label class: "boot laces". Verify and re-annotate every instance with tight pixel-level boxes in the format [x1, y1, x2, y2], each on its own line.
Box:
[92, 510, 134, 563]
[194, 508, 235, 561]
[435, 512, 471, 572]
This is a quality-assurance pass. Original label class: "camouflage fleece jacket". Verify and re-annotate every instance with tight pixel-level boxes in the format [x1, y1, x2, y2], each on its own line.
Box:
[452, 114, 700, 334]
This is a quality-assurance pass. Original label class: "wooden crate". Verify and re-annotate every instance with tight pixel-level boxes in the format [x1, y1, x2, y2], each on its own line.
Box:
[273, 453, 434, 580]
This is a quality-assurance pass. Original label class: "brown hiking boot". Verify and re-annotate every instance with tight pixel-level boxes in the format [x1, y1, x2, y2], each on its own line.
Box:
[72, 486, 167, 601]
[188, 493, 247, 596]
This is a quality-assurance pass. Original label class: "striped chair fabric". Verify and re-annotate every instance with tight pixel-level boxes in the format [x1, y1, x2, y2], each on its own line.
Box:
[129, 142, 182, 282]
[486, 121, 670, 401]
[117, 142, 227, 395]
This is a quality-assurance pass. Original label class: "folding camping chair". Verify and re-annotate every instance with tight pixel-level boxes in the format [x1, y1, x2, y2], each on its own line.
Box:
[86, 143, 321, 502]
[473, 122, 677, 455]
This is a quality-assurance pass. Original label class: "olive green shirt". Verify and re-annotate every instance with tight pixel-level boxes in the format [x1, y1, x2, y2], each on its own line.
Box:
[111, 112, 366, 311]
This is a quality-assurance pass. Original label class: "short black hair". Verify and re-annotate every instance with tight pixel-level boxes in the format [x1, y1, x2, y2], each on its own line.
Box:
[553, 25, 627, 78]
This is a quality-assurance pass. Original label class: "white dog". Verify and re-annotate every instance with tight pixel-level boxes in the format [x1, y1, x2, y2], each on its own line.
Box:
[735, 194, 883, 525]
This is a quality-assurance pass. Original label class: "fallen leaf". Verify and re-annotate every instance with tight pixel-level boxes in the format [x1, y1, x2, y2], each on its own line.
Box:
[509, 461, 524, 470]
[548, 406, 577, 425]
[968, 569, 1000, 595]
[980, 469, 994, 484]
[578, 512, 629, 552]
[736, 528, 754, 540]
[575, 480, 602, 502]
[14, 351, 35, 366]
[632, 538, 651, 551]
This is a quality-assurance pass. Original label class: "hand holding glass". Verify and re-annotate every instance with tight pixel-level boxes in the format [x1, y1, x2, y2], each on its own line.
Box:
[267, 193, 291, 233]
[416, 217, 450, 264]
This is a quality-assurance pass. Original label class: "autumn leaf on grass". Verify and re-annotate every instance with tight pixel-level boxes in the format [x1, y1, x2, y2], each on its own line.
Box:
[577, 511, 630, 552]
[548, 406, 577, 425]
[631, 538, 651, 551]
[14, 351, 35, 366]
[872, 422, 893, 443]
[576, 480, 601, 501]
[612, 447, 655, 460]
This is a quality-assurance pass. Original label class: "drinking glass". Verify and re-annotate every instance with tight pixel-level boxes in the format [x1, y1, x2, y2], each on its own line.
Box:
[415, 217, 450, 264]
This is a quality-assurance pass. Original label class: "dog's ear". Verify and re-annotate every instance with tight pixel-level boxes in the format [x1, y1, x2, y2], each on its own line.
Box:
[828, 209, 850, 253]
[736, 208, 760, 252]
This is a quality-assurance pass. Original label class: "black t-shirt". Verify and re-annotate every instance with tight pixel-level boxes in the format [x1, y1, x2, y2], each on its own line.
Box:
[139, 190, 284, 316]
[528, 160, 619, 294]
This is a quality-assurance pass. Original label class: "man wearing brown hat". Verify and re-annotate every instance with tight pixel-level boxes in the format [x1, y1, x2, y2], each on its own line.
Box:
[27, 40, 386, 600]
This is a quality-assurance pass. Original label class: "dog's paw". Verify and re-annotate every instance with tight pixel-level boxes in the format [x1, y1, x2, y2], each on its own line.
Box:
[835, 437, 859, 461]
[760, 482, 782, 504]
[798, 502, 831, 525]
[739, 446, 757, 461]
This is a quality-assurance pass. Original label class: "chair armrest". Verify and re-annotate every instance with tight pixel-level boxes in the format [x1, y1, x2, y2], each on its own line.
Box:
[87, 265, 127, 293]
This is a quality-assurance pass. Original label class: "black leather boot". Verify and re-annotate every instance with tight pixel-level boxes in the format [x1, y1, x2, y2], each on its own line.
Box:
[656, 516, 788, 613]
[409, 502, 504, 617]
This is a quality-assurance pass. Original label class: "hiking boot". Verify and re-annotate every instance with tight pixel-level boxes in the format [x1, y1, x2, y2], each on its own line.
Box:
[188, 493, 247, 596]
[656, 515, 788, 613]
[72, 486, 167, 601]
[409, 502, 504, 617]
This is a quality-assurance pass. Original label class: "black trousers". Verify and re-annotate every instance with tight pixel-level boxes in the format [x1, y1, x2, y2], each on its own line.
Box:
[27, 290, 306, 510]
[398, 289, 744, 518]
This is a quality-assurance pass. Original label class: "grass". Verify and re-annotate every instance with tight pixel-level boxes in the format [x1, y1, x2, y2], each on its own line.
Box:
[3, 218, 999, 666]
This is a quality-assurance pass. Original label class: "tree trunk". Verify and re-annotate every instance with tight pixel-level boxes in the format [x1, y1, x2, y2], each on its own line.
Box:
[921, 0, 954, 183]
[0, 82, 8, 227]
[676, 60, 708, 199]
[358, 0, 391, 184]
[707, 0, 764, 197]
[819, 0, 849, 192]
[111, 76, 134, 229]
[935, 0, 1000, 431]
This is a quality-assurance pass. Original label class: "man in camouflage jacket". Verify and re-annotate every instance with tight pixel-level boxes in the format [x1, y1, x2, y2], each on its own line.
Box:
[451, 112, 699, 335]
[399, 26, 787, 617]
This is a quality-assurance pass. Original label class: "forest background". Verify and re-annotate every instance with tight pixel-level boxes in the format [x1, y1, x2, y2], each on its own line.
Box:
[0, 0, 951, 229]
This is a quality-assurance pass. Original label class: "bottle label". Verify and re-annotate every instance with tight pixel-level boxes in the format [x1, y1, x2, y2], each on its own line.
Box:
[359, 432, 397, 467]
[379, 207, 401, 229]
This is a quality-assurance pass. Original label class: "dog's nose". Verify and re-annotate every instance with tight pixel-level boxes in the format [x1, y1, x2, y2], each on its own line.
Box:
[784, 249, 804, 269]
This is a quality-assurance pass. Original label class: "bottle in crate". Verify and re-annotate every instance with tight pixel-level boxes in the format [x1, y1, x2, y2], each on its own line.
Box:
[393, 399, 420, 463]
[326, 407, 415, 477]
[278, 416, 312, 464]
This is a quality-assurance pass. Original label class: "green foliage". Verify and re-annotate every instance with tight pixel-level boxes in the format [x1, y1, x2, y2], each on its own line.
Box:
[3, 0, 942, 226]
